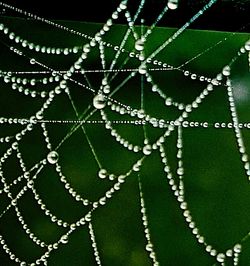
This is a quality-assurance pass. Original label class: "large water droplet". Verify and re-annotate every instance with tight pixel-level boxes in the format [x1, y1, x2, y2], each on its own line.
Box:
[93, 94, 106, 109]
[47, 151, 59, 164]
[167, 0, 178, 10]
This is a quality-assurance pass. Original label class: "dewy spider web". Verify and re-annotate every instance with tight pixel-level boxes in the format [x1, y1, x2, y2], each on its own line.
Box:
[0, 0, 250, 265]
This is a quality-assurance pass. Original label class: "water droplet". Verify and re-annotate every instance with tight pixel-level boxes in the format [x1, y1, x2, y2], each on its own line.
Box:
[99, 197, 106, 205]
[233, 243, 242, 253]
[4, 76, 10, 83]
[60, 235, 68, 244]
[143, 144, 152, 155]
[217, 253, 225, 263]
[245, 40, 250, 51]
[83, 44, 90, 53]
[191, 74, 197, 80]
[167, 0, 178, 10]
[94, 33, 101, 42]
[206, 245, 212, 252]
[198, 236, 205, 243]
[146, 243, 153, 252]
[177, 167, 184, 176]
[135, 39, 144, 51]
[165, 97, 172, 106]
[226, 249, 233, 257]
[98, 169, 108, 179]
[119, 2, 127, 10]
[222, 65, 231, 76]
[47, 151, 59, 164]
[242, 154, 248, 162]
[244, 162, 250, 170]
[133, 163, 140, 172]
[180, 202, 187, 210]
[112, 12, 118, 20]
[137, 109, 145, 119]
[30, 58, 36, 65]
[101, 78, 107, 87]
[103, 85, 110, 94]
[216, 73, 223, 81]
[118, 175, 125, 183]
[12, 142, 18, 150]
[27, 180, 34, 188]
[93, 94, 106, 109]
[11, 199, 17, 206]
[138, 64, 147, 75]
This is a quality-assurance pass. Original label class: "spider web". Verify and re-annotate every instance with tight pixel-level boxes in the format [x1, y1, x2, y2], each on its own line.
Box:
[0, 0, 250, 265]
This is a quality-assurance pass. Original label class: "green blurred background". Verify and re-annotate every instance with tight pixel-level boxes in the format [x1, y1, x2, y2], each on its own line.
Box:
[0, 13, 250, 266]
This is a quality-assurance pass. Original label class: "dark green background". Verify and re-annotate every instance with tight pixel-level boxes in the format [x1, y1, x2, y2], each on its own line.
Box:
[0, 15, 250, 266]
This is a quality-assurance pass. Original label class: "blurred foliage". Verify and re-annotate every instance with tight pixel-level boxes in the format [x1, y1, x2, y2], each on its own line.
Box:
[0, 15, 250, 266]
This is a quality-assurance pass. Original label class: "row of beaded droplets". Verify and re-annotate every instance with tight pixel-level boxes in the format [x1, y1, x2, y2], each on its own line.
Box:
[138, 175, 159, 265]
[159, 128, 243, 265]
